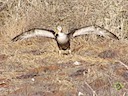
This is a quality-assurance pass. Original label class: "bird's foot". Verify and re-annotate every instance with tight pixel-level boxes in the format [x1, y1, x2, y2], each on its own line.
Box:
[68, 50, 72, 54]
[58, 50, 62, 55]
[58, 50, 72, 55]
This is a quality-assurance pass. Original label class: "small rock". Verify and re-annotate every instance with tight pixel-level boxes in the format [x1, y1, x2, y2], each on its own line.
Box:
[78, 92, 84, 96]
[31, 78, 35, 82]
[73, 61, 81, 65]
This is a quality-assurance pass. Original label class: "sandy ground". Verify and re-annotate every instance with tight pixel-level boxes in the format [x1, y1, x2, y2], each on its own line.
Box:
[0, 0, 128, 96]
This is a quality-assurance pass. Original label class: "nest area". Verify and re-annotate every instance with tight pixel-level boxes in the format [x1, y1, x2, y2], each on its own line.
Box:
[0, 0, 128, 96]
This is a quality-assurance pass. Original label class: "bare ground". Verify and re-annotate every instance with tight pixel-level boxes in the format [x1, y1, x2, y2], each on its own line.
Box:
[0, 0, 128, 96]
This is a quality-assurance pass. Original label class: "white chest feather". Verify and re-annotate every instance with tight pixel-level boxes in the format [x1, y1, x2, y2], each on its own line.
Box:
[57, 33, 69, 44]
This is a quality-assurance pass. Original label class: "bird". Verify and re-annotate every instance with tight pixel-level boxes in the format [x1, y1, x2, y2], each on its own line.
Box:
[12, 25, 119, 54]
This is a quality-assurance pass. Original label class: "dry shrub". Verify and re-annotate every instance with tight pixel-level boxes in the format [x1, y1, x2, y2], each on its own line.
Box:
[0, 0, 128, 40]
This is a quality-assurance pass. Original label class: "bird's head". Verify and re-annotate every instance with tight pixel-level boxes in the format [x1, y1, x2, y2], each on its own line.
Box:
[55, 26, 63, 36]
[57, 26, 62, 33]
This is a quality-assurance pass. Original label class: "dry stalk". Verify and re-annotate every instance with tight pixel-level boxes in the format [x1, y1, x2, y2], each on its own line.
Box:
[84, 81, 98, 96]
[116, 60, 128, 70]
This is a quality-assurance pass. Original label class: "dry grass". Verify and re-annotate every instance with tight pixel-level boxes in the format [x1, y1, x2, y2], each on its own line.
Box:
[0, 0, 128, 96]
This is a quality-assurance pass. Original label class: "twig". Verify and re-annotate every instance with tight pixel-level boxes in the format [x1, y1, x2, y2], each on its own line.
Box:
[117, 60, 128, 70]
[84, 81, 98, 96]
[123, 92, 126, 96]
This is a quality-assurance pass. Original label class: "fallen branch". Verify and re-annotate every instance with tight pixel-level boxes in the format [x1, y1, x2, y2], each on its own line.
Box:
[84, 81, 98, 96]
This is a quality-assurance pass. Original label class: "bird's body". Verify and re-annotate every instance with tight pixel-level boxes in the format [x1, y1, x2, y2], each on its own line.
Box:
[57, 32, 69, 44]
[56, 32, 70, 50]
[12, 25, 118, 53]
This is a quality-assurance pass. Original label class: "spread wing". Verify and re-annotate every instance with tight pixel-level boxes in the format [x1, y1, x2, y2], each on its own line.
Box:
[71, 25, 119, 39]
[12, 28, 55, 41]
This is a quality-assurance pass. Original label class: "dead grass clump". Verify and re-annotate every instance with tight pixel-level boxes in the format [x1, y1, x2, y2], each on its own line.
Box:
[0, 0, 128, 40]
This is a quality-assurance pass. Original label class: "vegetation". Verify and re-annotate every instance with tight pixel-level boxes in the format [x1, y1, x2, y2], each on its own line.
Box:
[0, 0, 128, 95]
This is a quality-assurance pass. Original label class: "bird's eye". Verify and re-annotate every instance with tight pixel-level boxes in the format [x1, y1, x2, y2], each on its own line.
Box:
[56, 34, 58, 37]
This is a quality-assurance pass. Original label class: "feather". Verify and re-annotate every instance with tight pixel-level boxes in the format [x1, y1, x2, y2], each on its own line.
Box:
[72, 25, 119, 39]
[72, 26, 95, 37]
[12, 28, 55, 42]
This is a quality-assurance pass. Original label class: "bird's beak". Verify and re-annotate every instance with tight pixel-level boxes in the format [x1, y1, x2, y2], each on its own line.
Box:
[54, 26, 62, 35]
[54, 29, 59, 35]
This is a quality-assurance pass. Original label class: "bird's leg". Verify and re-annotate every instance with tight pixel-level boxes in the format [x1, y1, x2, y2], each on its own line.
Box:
[58, 50, 62, 55]
[68, 49, 72, 54]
